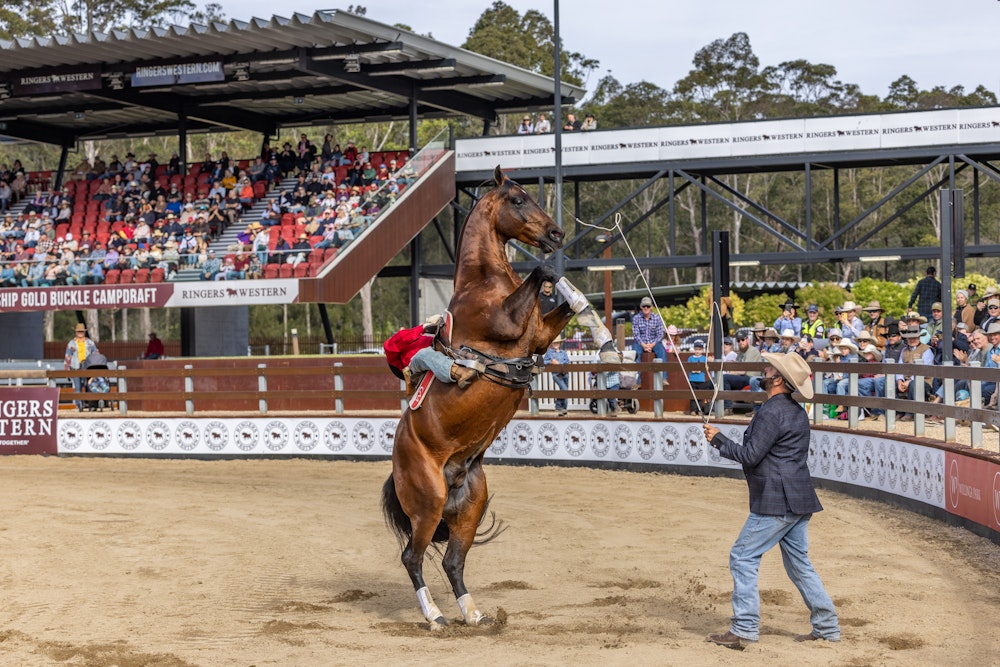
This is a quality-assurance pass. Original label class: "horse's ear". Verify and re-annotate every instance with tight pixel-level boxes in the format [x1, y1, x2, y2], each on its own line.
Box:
[493, 165, 505, 187]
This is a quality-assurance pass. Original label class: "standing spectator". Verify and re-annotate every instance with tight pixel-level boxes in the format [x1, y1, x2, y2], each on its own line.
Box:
[534, 113, 551, 133]
[563, 113, 581, 132]
[581, 113, 598, 131]
[953, 290, 976, 332]
[144, 332, 165, 359]
[539, 280, 558, 314]
[908, 266, 942, 320]
[862, 301, 887, 347]
[544, 336, 571, 416]
[773, 300, 801, 337]
[703, 352, 839, 649]
[64, 323, 100, 409]
[631, 296, 666, 362]
[517, 115, 534, 135]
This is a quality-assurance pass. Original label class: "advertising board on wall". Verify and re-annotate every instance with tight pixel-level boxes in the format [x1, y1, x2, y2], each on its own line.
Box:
[455, 107, 1000, 173]
[0, 279, 300, 314]
[0, 387, 58, 455]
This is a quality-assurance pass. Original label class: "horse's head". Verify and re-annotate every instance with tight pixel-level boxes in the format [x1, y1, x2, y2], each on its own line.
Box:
[488, 166, 563, 254]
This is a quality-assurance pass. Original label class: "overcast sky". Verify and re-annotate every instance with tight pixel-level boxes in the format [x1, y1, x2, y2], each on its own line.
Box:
[213, 1, 1000, 100]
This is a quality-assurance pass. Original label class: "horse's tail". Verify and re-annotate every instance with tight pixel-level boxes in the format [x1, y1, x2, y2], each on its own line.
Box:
[381, 473, 505, 547]
[381, 473, 449, 547]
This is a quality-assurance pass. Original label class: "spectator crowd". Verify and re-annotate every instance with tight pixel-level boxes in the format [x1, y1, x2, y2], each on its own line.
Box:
[0, 133, 414, 287]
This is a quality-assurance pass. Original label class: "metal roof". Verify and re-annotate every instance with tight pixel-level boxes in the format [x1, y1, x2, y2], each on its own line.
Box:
[0, 10, 585, 145]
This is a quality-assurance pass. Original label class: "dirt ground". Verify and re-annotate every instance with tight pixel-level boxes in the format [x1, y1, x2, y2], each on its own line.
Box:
[0, 457, 997, 667]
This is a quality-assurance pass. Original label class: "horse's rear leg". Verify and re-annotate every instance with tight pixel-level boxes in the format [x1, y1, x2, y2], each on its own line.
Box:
[442, 459, 492, 626]
[395, 462, 450, 629]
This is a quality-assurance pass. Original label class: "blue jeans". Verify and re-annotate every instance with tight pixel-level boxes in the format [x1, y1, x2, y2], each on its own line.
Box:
[409, 347, 455, 383]
[729, 512, 840, 642]
[551, 372, 569, 412]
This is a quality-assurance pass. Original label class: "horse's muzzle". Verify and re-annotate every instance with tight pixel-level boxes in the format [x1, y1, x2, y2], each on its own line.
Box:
[543, 227, 564, 251]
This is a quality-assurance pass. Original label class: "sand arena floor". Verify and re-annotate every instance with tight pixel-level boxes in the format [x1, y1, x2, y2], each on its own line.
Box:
[0, 456, 996, 666]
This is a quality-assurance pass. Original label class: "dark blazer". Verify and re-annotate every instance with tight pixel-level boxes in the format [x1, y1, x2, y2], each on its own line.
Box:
[711, 392, 822, 516]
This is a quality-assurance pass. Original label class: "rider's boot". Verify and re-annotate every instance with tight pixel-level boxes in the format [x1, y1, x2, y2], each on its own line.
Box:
[450, 363, 477, 388]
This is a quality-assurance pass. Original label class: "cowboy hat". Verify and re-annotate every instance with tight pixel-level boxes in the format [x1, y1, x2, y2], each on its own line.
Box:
[835, 300, 857, 313]
[826, 327, 844, 339]
[752, 321, 767, 332]
[904, 311, 928, 324]
[778, 299, 799, 310]
[779, 328, 799, 340]
[837, 338, 859, 354]
[74, 323, 87, 333]
[987, 322, 1000, 335]
[861, 344, 883, 362]
[761, 327, 779, 339]
[552, 335, 565, 344]
[760, 351, 814, 400]
[863, 300, 882, 311]
[855, 330, 875, 343]
[900, 324, 923, 338]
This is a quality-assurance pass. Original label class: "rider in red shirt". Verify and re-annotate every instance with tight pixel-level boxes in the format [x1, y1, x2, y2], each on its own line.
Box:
[384, 317, 476, 389]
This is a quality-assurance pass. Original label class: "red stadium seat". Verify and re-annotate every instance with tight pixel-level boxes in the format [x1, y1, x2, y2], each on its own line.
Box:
[263, 264, 280, 280]
[134, 268, 150, 283]
[119, 269, 135, 284]
[278, 264, 294, 279]
[323, 248, 337, 262]
[149, 268, 165, 283]
[104, 269, 120, 285]
[293, 263, 310, 278]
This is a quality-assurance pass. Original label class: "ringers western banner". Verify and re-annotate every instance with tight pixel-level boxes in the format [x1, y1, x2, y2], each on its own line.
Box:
[0, 279, 299, 313]
[0, 387, 58, 455]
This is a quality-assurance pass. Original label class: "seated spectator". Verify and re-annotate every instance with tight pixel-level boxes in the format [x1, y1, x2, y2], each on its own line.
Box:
[895, 324, 936, 421]
[687, 340, 713, 416]
[201, 249, 222, 280]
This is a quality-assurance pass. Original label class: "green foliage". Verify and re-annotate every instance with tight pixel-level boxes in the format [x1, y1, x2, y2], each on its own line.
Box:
[653, 286, 745, 332]
[792, 282, 852, 324]
[741, 292, 791, 330]
[849, 277, 908, 319]
[461, 2, 596, 87]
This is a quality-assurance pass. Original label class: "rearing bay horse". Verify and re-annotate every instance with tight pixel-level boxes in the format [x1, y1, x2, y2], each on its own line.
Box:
[382, 166, 573, 628]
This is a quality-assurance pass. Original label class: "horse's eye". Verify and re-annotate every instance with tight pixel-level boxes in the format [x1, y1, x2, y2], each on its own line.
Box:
[511, 196, 524, 207]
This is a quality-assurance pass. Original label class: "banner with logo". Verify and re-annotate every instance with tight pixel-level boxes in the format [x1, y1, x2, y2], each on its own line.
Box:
[945, 452, 1000, 533]
[455, 107, 1000, 173]
[131, 61, 224, 87]
[0, 279, 300, 313]
[0, 387, 59, 455]
[13, 67, 102, 95]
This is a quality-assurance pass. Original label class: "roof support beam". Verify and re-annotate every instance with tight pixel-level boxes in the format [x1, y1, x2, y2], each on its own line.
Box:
[297, 53, 498, 120]
[83, 88, 273, 134]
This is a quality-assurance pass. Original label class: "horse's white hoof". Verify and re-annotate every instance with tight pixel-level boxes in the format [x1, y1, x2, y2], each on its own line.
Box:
[428, 616, 448, 630]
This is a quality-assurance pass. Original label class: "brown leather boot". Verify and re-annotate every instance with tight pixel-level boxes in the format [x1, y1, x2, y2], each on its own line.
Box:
[450, 364, 477, 388]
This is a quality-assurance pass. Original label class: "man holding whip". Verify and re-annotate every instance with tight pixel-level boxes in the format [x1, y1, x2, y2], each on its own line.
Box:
[701, 351, 840, 650]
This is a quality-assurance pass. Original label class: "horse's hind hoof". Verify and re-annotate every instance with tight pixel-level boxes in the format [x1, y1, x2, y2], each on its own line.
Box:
[472, 615, 494, 627]
[429, 616, 449, 630]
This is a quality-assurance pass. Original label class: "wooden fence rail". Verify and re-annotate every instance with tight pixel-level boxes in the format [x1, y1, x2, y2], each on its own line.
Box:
[4, 359, 997, 447]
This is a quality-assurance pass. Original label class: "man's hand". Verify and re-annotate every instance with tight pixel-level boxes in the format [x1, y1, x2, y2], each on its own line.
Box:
[703, 424, 720, 445]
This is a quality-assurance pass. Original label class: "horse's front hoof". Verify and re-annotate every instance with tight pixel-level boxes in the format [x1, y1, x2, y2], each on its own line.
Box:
[428, 615, 449, 631]
[471, 614, 494, 627]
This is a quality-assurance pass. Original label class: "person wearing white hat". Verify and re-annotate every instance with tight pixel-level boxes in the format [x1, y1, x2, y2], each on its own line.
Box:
[703, 351, 839, 649]
[834, 301, 864, 340]
[777, 328, 799, 354]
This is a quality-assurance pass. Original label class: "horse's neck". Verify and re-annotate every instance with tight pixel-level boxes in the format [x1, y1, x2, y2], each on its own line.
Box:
[454, 226, 516, 287]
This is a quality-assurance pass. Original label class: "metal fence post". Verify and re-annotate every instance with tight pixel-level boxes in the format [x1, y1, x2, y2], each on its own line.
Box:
[653, 370, 663, 418]
[117, 365, 127, 415]
[848, 372, 859, 428]
[333, 362, 344, 414]
[528, 375, 539, 416]
[913, 366, 925, 437]
[595, 370, 607, 417]
[258, 363, 268, 415]
[184, 364, 194, 415]
[885, 359, 896, 431]
[970, 361, 982, 445]
[942, 361, 955, 442]
[400, 378, 408, 413]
